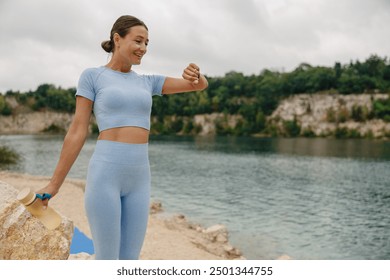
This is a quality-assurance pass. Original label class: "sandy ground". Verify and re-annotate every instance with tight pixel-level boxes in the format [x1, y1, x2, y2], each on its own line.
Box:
[0, 171, 242, 260]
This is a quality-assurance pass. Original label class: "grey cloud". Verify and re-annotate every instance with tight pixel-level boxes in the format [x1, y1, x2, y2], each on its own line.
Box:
[1, 0, 390, 92]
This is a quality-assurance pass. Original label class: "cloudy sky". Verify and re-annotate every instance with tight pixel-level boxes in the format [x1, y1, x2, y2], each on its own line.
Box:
[1, 0, 389, 92]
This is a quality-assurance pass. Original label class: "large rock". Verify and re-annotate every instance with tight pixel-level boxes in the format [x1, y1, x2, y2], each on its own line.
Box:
[0, 181, 74, 260]
[268, 93, 390, 138]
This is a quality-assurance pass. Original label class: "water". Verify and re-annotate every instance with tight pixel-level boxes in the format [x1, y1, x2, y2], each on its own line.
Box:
[1, 134, 389, 260]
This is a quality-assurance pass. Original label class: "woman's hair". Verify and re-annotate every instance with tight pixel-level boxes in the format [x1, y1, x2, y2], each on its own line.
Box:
[101, 15, 148, 53]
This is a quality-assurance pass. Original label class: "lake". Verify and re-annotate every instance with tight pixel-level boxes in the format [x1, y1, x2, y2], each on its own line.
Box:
[1, 134, 389, 260]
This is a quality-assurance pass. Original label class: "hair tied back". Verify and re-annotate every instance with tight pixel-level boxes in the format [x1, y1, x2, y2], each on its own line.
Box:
[101, 40, 114, 53]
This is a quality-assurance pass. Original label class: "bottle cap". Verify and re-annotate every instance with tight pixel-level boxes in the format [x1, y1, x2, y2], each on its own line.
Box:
[17, 188, 36, 206]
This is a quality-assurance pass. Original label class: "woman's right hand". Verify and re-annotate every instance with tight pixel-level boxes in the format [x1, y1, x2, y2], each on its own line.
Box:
[36, 184, 59, 209]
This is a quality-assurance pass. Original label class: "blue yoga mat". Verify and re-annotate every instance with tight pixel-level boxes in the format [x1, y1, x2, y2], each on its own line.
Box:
[70, 227, 94, 254]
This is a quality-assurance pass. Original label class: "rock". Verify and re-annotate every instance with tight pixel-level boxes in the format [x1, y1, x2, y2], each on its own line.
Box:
[162, 214, 244, 260]
[0, 181, 74, 260]
[203, 224, 228, 243]
[198, 224, 244, 259]
[276, 254, 292, 260]
[223, 244, 243, 259]
[68, 253, 94, 260]
[150, 201, 163, 214]
[193, 113, 243, 136]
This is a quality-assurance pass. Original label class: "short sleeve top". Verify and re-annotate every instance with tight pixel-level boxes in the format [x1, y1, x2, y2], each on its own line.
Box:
[75, 66, 166, 132]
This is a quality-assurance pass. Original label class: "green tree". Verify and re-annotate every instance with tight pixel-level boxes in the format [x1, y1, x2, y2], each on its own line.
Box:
[46, 87, 76, 112]
[306, 67, 336, 92]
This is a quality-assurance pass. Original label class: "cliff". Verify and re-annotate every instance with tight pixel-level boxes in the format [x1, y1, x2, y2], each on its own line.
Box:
[0, 111, 74, 134]
[0, 93, 389, 138]
[268, 93, 390, 138]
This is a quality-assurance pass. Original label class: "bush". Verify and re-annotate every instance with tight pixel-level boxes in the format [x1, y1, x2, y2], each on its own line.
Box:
[1, 103, 12, 115]
[334, 127, 362, 138]
[0, 95, 12, 115]
[337, 107, 349, 123]
[372, 97, 390, 121]
[283, 117, 301, 137]
[42, 124, 66, 134]
[91, 123, 99, 134]
[182, 119, 202, 135]
[351, 105, 369, 122]
[326, 108, 337, 122]
[334, 127, 349, 138]
[0, 146, 20, 166]
[302, 128, 316, 137]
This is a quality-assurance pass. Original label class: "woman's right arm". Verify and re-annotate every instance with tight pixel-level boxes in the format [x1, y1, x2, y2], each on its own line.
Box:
[37, 96, 93, 206]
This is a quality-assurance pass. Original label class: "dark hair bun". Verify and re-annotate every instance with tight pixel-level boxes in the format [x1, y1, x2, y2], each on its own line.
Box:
[101, 40, 113, 53]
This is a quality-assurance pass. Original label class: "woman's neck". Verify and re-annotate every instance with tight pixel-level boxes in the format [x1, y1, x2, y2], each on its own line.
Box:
[105, 58, 132, 73]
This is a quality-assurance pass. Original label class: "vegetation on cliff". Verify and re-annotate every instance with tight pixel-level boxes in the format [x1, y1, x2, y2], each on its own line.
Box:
[1, 54, 390, 137]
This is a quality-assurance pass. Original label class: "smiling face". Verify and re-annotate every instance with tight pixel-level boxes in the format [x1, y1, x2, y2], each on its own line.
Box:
[113, 25, 149, 66]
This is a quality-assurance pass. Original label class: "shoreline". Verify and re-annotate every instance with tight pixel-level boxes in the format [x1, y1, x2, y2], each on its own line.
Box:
[0, 171, 244, 260]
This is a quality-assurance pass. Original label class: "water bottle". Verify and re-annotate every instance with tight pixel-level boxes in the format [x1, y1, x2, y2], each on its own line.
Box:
[17, 187, 62, 230]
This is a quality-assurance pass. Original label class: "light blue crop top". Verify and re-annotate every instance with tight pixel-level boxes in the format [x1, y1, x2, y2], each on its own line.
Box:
[75, 66, 166, 132]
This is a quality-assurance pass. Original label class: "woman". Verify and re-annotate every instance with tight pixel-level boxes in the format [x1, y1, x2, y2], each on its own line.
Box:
[37, 15, 208, 260]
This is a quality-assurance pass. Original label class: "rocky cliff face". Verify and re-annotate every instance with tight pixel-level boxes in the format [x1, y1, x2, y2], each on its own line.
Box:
[1, 93, 389, 137]
[268, 93, 390, 138]
[0, 111, 74, 134]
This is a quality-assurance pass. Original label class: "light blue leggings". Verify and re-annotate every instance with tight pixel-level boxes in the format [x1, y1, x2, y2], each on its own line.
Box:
[84, 140, 151, 260]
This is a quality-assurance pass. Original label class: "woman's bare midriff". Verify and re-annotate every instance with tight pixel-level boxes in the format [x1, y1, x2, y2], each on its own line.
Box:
[98, 127, 149, 144]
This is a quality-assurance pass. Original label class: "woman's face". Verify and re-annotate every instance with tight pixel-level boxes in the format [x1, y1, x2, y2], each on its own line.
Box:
[115, 25, 149, 66]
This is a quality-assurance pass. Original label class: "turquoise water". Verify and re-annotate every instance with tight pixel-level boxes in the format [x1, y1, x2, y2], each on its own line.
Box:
[1, 134, 389, 259]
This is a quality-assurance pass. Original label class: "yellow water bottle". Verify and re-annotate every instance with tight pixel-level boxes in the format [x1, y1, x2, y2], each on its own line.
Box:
[17, 187, 62, 230]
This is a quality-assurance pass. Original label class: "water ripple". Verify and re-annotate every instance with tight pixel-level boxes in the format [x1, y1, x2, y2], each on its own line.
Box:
[2, 135, 390, 260]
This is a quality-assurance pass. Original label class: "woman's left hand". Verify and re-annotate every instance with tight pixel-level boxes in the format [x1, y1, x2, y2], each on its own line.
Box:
[182, 63, 201, 85]
[162, 63, 208, 94]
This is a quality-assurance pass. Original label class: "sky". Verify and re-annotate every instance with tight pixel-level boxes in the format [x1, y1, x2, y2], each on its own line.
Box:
[0, 0, 390, 92]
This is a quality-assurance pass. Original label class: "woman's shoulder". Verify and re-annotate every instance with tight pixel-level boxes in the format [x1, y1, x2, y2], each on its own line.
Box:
[81, 66, 106, 76]
[134, 71, 166, 82]
[79, 66, 107, 83]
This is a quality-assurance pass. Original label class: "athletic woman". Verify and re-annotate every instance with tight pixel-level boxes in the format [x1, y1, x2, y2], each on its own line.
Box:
[37, 15, 208, 259]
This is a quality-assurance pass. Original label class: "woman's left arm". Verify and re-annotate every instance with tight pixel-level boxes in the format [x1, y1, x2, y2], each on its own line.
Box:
[162, 63, 208, 95]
